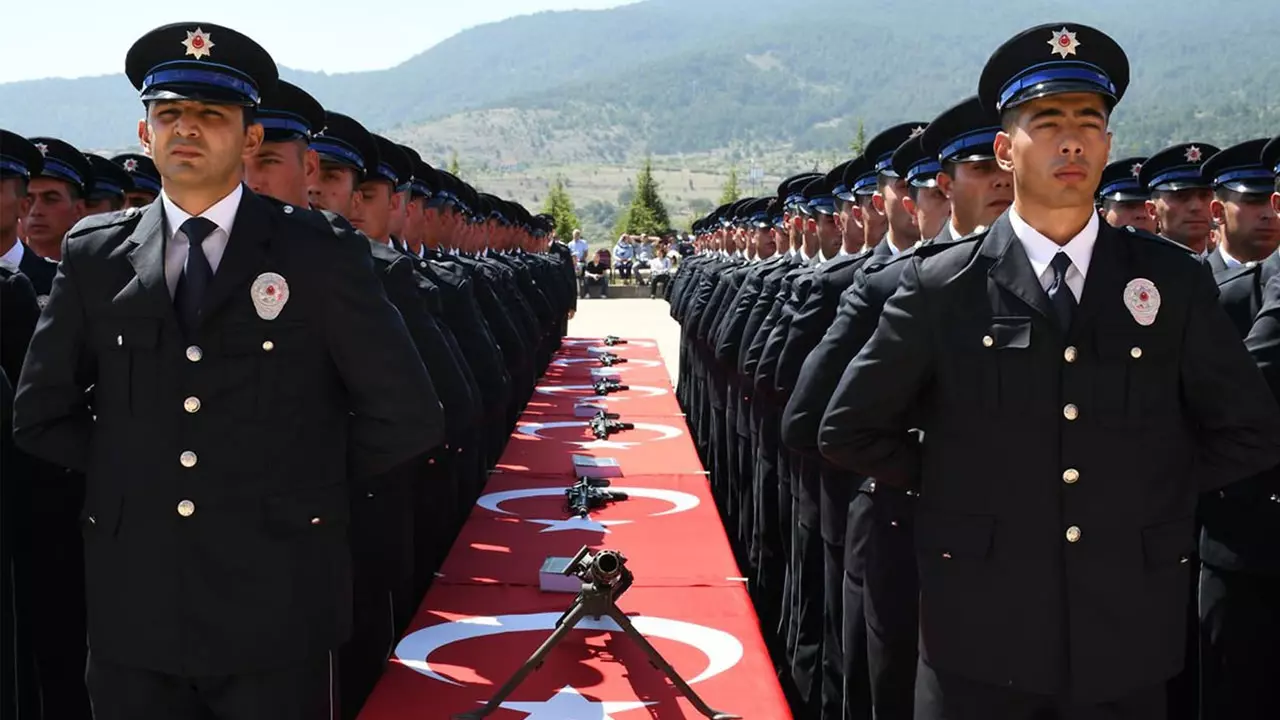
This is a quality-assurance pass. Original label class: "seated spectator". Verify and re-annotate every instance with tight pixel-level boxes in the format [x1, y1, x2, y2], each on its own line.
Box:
[634, 237, 656, 285]
[647, 243, 673, 298]
[582, 249, 611, 298]
[613, 235, 636, 281]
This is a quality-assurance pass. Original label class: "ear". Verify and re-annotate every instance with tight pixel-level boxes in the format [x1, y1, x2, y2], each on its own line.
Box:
[303, 148, 319, 187]
[1145, 199, 1159, 222]
[994, 131, 1015, 173]
[902, 194, 919, 217]
[389, 190, 402, 212]
[18, 194, 32, 217]
[138, 119, 152, 156]
[1272, 192, 1280, 217]
[871, 193, 887, 216]
[241, 121, 264, 161]
[1210, 197, 1227, 223]
[936, 172, 954, 201]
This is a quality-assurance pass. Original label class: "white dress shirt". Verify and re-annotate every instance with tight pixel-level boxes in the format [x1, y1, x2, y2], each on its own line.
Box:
[0, 240, 24, 271]
[161, 184, 242, 298]
[1008, 207, 1097, 302]
[1218, 243, 1245, 269]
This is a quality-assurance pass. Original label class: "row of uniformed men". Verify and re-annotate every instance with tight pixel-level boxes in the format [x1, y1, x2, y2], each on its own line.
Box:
[0, 21, 577, 720]
[668, 24, 1280, 720]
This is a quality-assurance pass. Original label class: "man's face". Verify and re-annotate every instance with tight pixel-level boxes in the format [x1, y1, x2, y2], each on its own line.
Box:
[124, 190, 158, 209]
[1102, 199, 1156, 233]
[906, 186, 950, 241]
[857, 196, 887, 248]
[1212, 192, 1279, 262]
[1147, 188, 1213, 249]
[0, 177, 32, 241]
[995, 93, 1111, 215]
[388, 190, 409, 238]
[874, 176, 920, 245]
[403, 197, 425, 243]
[309, 162, 361, 218]
[753, 227, 776, 259]
[246, 141, 316, 207]
[941, 160, 1013, 233]
[139, 100, 261, 191]
[24, 177, 84, 248]
[815, 212, 841, 257]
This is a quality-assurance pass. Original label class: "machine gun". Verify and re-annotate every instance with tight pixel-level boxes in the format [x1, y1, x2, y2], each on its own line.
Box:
[564, 477, 629, 518]
[596, 351, 627, 366]
[603, 335, 627, 346]
[588, 410, 634, 439]
[592, 379, 629, 396]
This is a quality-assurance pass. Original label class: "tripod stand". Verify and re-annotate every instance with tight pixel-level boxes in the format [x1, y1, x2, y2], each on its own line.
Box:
[455, 548, 739, 720]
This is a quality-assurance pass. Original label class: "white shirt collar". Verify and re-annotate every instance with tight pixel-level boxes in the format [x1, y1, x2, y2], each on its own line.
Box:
[1219, 243, 1245, 269]
[161, 184, 243, 242]
[949, 220, 965, 241]
[0, 241, 24, 271]
[1008, 206, 1098, 301]
[887, 240, 904, 256]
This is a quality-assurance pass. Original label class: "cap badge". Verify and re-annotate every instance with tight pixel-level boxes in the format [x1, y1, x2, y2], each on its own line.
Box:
[34, 143, 47, 156]
[250, 272, 289, 320]
[1184, 146, 1203, 163]
[1048, 27, 1081, 58]
[122, 158, 138, 172]
[1130, 162, 1143, 178]
[36, 295, 49, 309]
[1123, 278, 1161, 327]
[182, 28, 215, 60]
[909, 126, 926, 139]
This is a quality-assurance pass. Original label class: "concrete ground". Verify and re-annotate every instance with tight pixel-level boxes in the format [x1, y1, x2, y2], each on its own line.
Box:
[567, 297, 681, 384]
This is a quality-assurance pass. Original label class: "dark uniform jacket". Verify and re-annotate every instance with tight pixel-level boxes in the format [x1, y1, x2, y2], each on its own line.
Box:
[818, 214, 1280, 703]
[18, 244, 57, 300]
[12, 192, 444, 676]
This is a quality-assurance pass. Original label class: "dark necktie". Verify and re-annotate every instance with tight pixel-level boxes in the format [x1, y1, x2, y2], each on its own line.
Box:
[175, 216, 217, 333]
[1047, 251, 1077, 331]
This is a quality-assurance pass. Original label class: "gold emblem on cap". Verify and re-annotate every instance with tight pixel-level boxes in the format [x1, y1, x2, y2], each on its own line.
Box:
[1048, 27, 1081, 58]
[182, 28, 215, 60]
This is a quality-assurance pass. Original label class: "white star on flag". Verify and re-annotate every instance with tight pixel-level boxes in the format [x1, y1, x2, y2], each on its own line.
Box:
[526, 517, 632, 534]
[496, 686, 655, 720]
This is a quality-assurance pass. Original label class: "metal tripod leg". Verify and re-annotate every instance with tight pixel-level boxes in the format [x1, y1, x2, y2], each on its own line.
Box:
[454, 598, 593, 720]
[603, 605, 740, 720]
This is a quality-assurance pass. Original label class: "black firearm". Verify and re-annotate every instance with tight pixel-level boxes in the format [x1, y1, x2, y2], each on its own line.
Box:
[564, 477, 629, 518]
[597, 352, 627, 366]
[592, 379, 629, 396]
[603, 335, 627, 346]
[589, 410, 635, 439]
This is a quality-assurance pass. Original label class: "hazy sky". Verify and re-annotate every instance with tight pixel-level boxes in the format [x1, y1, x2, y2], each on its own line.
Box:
[1, 1, 635, 84]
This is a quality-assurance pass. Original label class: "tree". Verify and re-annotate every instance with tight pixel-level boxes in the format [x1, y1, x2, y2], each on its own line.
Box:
[541, 176, 581, 240]
[447, 150, 461, 176]
[616, 157, 671, 236]
[719, 167, 741, 205]
[849, 118, 868, 156]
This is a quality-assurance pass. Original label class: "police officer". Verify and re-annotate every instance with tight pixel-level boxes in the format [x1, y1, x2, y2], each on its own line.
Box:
[919, 94, 1013, 241]
[894, 134, 951, 242]
[22, 136, 91, 266]
[820, 22, 1280, 718]
[1139, 141, 1220, 255]
[1097, 157, 1155, 232]
[84, 153, 134, 216]
[13, 22, 443, 719]
[0, 130, 42, 296]
[113, 153, 162, 208]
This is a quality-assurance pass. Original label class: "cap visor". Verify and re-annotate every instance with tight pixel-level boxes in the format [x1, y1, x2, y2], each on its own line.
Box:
[1003, 80, 1116, 110]
[142, 86, 256, 106]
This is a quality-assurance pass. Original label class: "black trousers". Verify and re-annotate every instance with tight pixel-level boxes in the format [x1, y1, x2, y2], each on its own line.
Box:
[1199, 563, 1280, 720]
[87, 652, 338, 720]
[864, 487, 920, 718]
[790, 457, 825, 708]
[914, 659, 1166, 720]
[842, 492, 873, 720]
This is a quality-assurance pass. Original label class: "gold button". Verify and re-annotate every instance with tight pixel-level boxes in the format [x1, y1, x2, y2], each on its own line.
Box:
[183, 396, 201, 413]
[1063, 468, 1080, 484]
[177, 499, 196, 517]
[1066, 526, 1081, 543]
[982, 335, 994, 348]
[1063, 404, 1079, 421]
[180, 451, 198, 468]
[1130, 346, 1142, 359]
[262, 340, 275, 352]
[1064, 346, 1078, 363]
[186, 345, 203, 362]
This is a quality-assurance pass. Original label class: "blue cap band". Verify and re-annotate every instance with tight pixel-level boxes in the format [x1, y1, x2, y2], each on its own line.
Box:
[310, 138, 365, 171]
[853, 173, 878, 195]
[907, 159, 942, 186]
[142, 63, 260, 104]
[874, 152, 897, 175]
[129, 174, 161, 193]
[808, 196, 836, 213]
[998, 62, 1115, 111]
[258, 114, 312, 138]
[0, 158, 31, 179]
[1213, 168, 1273, 186]
[939, 128, 1001, 163]
[1098, 178, 1143, 197]
[41, 157, 84, 189]
[1148, 167, 1206, 190]
[91, 180, 126, 198]
[374, 162, 398, 185]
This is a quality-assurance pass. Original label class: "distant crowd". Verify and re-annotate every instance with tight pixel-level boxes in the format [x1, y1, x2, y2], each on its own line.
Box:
[564, 228, 694, 298]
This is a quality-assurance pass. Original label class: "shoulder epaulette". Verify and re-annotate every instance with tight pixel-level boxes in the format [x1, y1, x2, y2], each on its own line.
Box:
[1120, 226, 1199, 256]
[67, 205, 144, 238]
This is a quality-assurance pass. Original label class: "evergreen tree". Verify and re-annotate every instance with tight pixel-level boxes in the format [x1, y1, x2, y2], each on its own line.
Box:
[617, 158, 671, 236]
[447, 150, 461, 176]
[719, 167, 741, 205]
[849, 119, 867, 156]
[541, 176, 581, 239]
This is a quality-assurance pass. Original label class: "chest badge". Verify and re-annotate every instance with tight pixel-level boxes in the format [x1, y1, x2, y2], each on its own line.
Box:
[251, 272, 290, 320]
[1123, 278, 1160, 326]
